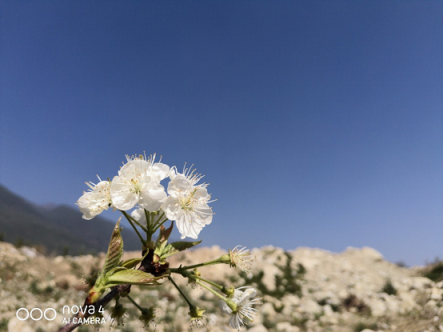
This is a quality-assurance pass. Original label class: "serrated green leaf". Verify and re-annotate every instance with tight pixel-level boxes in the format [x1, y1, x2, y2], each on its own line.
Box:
[105, 269, 164, 286]
[120, 250, 149, 269]
[107, 266, 127, 275]
[160, 240, 202, 259]
[103, 219, 124, 275]
[120, 258, 142, 269]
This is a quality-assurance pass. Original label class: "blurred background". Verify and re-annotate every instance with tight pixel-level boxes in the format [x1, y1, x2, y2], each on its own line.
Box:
[1, 1, 442, 266]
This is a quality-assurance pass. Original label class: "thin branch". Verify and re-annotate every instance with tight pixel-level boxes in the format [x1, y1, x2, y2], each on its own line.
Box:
[57, 284, 130, 332]
[58, 249, 156, 332]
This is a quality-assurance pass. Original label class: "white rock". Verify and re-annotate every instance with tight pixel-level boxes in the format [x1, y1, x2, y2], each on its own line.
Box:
[425, 299, 437, 308]
[297, 257, 320, 270]
[360, 247, 384, 260]
[430, 287, 443, 301]
[344, 247, 383, 261]
[282, 294, 300, 306]
[53, 256, 65, 264]
[367, 298, 387, 317]
[398, 291, 416, 313]
[261, 303, 276, 316]
[299, 298, 322, 314]
[8, 317, 35, 332]
[55, 275, 79, 289]
[409, 277, 433, 290]
[247, 323, 268, 332]
[261, 264, 281, 292]
[20, 247, 38, 258]
[276, 321, 300, 332]
[320, 312, 339, 325]
[323, 304, 334, 316]
[383, 294, 400, 313]
[281, 303, 295, 317]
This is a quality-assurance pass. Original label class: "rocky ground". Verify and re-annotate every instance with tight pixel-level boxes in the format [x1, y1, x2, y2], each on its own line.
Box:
[0, 241, 442, 332]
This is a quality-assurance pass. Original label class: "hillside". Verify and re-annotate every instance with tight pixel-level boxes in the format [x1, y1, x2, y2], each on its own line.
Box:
[1, 242, 442, 332]
[0, 184, 140, 255]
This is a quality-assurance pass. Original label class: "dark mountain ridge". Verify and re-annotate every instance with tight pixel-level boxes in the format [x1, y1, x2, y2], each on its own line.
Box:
[0, 184, 140, 255]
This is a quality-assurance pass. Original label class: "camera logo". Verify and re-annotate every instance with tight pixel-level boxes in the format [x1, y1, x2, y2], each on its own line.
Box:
[16, 308, 57, 321]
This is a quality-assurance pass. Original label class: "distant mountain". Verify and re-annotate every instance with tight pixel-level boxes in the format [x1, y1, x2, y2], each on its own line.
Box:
[0, 184, 141, 255]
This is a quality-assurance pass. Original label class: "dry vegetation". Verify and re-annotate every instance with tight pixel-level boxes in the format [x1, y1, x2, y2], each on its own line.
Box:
[0, 241, 442, 332]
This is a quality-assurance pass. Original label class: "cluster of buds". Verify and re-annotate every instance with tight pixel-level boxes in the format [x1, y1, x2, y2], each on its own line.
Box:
[69, 153, 262, 331]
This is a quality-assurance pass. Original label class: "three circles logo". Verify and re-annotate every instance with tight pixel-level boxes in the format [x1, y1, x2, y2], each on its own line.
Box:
[16, 308, 57, 321]
[16, 305, 106, 325]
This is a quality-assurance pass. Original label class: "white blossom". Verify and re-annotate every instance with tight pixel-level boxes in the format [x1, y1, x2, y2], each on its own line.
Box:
[110, 154, 169, 211]
[163, 165, 213, 239]
[229, 246, 254, 273]
[220, 287, 262, 331]
[77, 177, 112, 220]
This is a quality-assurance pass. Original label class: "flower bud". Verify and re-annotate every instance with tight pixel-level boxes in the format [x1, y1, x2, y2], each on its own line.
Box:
[110, 302, 127, 327]
[188, 306, 211, 330]
[222, 285, 235, 297]
[139, 306, 157, 330]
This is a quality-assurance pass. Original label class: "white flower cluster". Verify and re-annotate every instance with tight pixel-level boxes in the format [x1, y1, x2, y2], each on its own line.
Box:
[77, 154, 214, 239]
[220, 287, 262, 330]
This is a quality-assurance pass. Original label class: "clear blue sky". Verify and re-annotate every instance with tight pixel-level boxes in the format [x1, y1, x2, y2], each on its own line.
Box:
[1, 1, 442, 266]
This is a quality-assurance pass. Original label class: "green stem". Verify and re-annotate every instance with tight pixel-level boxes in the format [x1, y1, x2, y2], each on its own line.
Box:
[195, 280, 238, 312]
[152, 215, 169, 232]
[126, 294, 144, 312]
[195, 276, 224, 290]
[156, 211, 165, 225]
[121, 210, 149, 233]
[194, 280, 226, 302]
[168, 276, 194, 309]
[172, 256, 226, 270]
[120, 211, 146, 245]
[170, 269, 224, 290]
[155, 212, 166, 226]
[144, 209, 152, 242]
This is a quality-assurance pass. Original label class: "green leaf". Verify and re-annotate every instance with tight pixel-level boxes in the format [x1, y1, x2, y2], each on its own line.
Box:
[120, 250, 149, 269]
[105, 269, 165, 286]
[160, 240, 202, 259]
[102, 219, 124, 275]
[120, 258, 142, 269]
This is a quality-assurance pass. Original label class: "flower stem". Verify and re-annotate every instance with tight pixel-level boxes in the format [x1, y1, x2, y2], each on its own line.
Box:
[168, 276, 194, 309]
[172, 257, 226, 270]
[170, 269, 224, 291]
[120, 211, 146, 245]
[121, 210, 149, 233]
[195, 280, 238, 312]
[152, 215, 168, 232]
[126, 294, 144, 313]
[194, 279, 226, 301]
[144, 209, 152, 242]
[151, 211, 164, 228]
[195, 276, 224, 290]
